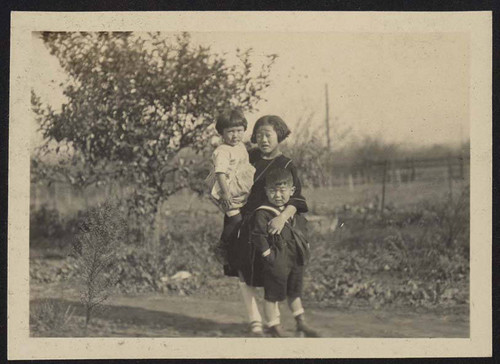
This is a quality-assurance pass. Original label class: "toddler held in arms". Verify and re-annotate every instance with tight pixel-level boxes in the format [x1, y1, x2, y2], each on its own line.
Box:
[206, 109, 256, 264]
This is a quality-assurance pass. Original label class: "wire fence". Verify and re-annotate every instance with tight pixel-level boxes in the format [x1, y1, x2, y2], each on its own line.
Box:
[311, 154, 469, 187]
[30, 154, 470, 217]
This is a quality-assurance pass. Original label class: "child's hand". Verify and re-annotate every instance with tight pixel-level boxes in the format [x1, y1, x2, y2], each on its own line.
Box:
[262, 248, 276, 264]
[268, 215, 286, 235]
[220, 191, 233, 210]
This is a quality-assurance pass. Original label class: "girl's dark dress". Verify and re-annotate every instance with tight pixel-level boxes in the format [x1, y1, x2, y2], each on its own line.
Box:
[224, 148, 308, 287]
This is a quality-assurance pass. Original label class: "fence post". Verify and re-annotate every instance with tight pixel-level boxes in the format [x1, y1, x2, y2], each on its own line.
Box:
[447, 155, 453, 199]
[32, 183, 38, 211]
[411, 159, 416, 181]
[395, 168, 401, 185]
[348, 172, 354, 192]
[381, 160, 387, 216]
[459, 155, 464, 180]
[391, 160, 396, 184]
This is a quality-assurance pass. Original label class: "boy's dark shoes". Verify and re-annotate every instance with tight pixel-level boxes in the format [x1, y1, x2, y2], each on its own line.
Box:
[296, 315, 321, 337]
[267, 324, 288, 337]
[296, 324, 321, 338]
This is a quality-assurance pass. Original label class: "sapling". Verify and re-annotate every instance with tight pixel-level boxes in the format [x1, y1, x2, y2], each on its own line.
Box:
[73, 201, 124, 331]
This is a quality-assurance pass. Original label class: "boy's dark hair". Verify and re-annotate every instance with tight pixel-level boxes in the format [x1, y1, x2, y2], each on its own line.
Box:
[265, 168, 294, 187]
[215, 109, 248, 134]
[251, 115, 291, 144]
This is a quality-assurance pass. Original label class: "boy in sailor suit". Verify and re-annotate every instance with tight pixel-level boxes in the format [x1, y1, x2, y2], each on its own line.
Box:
[249, 168, 320, 337]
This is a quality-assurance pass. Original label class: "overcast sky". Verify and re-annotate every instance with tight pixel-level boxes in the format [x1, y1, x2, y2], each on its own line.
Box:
[31, 31, 470, 149]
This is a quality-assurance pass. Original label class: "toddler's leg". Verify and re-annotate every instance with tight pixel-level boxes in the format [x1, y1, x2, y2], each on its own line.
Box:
[221, 211, 242, 243]
[264, 300, 287, 337]
[288, 297, 321, 337]
[216, 212, 242, 266]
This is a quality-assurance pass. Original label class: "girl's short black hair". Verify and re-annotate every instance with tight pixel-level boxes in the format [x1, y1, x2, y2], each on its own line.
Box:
[251, 115, 291, 144]
[215, 109, 248, 134]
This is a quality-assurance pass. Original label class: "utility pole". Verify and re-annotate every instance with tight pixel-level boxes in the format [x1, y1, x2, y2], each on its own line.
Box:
[325, 83, 331, 150]
[459, 120, 465, 180]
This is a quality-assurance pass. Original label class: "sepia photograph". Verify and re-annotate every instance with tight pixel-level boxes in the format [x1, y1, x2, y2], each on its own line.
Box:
[8, 11, 492, 359]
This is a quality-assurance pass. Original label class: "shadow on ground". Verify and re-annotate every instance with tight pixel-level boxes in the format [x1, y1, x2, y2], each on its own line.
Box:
[30, 298, 248, 337]
[30, 293, 469, 338]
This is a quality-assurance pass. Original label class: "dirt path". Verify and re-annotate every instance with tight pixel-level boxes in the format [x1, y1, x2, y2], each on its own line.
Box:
[30, 283, 468, 338]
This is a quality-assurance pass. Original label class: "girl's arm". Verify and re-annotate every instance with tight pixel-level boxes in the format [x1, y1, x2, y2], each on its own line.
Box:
[267, 205, 296, 235]
[212, 146, 232, 209]
[287, 161, 308, 213]
[268, 160, 307, 234]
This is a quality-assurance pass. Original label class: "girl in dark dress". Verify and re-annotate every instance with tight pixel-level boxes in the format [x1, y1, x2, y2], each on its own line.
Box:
[224, 115, 308, 336]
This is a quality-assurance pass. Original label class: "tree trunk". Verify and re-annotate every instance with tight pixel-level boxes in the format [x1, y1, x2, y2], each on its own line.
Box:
[381, 161, 388, 217]
[84, 304, 92, 335]
[151, 197, 164, 289]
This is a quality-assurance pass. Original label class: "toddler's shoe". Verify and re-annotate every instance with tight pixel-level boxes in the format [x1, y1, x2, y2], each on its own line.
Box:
[213, 242, 227, 265]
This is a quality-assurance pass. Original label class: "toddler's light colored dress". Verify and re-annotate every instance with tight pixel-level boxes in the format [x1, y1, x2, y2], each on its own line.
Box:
[206, 142, 255, 216]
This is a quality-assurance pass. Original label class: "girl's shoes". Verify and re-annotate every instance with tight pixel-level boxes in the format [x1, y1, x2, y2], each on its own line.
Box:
[249, 321, 264, 337]
[267, 324, 288, 338]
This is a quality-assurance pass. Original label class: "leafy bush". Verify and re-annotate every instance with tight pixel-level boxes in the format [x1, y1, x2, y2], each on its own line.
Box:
[304, 188, 469, 308]
[114, 211, 222, 294]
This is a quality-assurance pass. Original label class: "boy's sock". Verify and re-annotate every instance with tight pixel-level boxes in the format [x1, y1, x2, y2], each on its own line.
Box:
[238, 281, 263, 334]
[288, 297, 305, 317]
[264, 300, 287, 337]
[263, 300, 280, 327]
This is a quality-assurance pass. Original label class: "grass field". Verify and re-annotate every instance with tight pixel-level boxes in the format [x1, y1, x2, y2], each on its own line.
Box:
[304, 179, 466, 214]
[31, 177, 467, 217]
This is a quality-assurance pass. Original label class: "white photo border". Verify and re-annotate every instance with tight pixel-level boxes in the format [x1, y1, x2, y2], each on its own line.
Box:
[8, 11, 492, 359]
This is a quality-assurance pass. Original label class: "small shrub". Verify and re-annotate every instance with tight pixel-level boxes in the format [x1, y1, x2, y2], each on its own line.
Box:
[73, 201, 125, 329]
[30, 300, 76, 335]
[422, 185, 470, 249]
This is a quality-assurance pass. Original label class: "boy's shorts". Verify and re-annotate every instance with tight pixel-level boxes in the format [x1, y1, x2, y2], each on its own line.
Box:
[263, 240, 304, 302]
